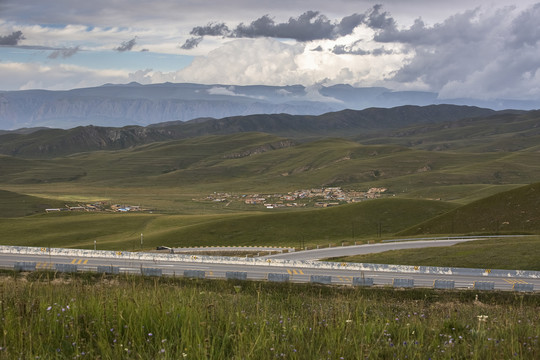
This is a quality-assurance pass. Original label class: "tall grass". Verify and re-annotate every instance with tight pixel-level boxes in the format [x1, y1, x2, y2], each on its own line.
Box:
[0, 272, 538, 359]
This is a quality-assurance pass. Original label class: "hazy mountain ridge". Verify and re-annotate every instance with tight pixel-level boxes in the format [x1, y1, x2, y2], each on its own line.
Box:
[0, 104, 498, 157]
[2, 82, 538, 130]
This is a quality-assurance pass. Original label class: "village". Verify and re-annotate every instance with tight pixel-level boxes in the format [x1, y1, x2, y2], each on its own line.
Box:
[204, 186, 389, 209]
[45, 203, 146, 213]
[44, 187, 389, 213]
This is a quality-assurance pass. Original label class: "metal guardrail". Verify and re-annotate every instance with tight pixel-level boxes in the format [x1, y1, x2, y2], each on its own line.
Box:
[3, 263, 536, 292]
[1, 245, 539, 279]
[1, 245, 538, 292]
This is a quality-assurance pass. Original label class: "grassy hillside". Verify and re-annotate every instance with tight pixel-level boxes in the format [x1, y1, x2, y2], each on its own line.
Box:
[362, 110, 540, 152]
[0, 104, 497, 157]
[1, 109, 539, 208]
[0, 198, 456, 250]
[328, 236, 540, 271]
[398, 182, 540, 236]
[0, 189, 67, 217]
[3, 131, 539, 205]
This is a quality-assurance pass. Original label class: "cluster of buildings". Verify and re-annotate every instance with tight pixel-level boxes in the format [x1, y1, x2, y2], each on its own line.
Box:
[45, 202, 144, 213]
[205, 187, 389, 209]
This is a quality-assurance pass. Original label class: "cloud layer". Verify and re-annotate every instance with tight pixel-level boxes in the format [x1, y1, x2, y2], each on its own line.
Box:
[174, 3, 540, 100]
[1, 1, 539, 101]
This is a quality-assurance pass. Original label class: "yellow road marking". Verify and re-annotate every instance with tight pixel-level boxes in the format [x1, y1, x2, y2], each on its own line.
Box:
[71, 259, 89, 265]
[36, 262, 53, 269]
[504, 279, 529, 284]
[287, 269, 304, 275]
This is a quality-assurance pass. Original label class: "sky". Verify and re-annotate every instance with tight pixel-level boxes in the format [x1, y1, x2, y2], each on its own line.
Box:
[1, 0, 540, 101]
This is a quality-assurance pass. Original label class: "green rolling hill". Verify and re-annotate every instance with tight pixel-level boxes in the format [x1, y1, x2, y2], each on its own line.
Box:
[397, 182, 540, 236]
[0, 198, 456, 249]
[0, 189, 67, 217]
[1, 105, 539, 251]
[0, 104, 498, 158]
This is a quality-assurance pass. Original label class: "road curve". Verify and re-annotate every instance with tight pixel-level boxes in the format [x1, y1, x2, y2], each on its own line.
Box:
[262, 238, 481, 261]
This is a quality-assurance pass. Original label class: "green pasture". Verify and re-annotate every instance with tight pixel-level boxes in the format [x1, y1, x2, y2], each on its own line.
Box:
[328, 236, 540, 271]
[2, 131, 540, 202]
[398, 182, 540, 235]
[0, 198, 456, 250]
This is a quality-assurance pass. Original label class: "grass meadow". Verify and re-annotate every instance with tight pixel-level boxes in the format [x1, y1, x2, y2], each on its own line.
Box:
[0, 198, 455, 250]
[0, 271, 538, 359]
[328, 236, 540, 271]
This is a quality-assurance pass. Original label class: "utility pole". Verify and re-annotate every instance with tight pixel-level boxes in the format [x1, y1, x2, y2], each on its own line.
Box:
[140, 233, 143, 250]
[94, 239, 96, 251]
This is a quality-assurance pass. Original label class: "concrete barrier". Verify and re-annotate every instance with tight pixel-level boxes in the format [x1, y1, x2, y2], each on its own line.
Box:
[141, 268, 162, 277]
[310, 275, 332, 284]
[226, 271, 247, 281]
[184, 270, 206, 279]
[55, 264, 78, 273]
[352, 277, 374, 287]
[1, 245, 539, 283]
[267, 273, 290, 282]
[433, 279, 455, 289]
[14, 262, 36, 271]
[512, 283, 534, 292]
[97, 265, 120, 274]
[393, 278, 414, 288]
[474, 281, 495, 291]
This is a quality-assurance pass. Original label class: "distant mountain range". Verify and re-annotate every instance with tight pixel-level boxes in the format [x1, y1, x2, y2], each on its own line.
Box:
[0, 104, 506, 157]
[1, 82, 539, 130]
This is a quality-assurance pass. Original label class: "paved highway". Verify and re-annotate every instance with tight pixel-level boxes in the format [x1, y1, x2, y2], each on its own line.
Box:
[0, 244, 538, 292]
[262, 238, 482, 260]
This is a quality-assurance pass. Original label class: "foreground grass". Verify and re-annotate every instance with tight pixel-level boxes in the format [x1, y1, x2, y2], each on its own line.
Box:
[0, 272, 538, 359]
[328, 236, 540, 271]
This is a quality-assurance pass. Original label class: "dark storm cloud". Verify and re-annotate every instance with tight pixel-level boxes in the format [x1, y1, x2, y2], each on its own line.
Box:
[232, 11, 339, 41]
[508, 2, 540, 47]
[180, 36, 203, 49]
[373, 8, 491, 45]
[332, 44, 369, 55]
[330, 41, 393, 56]
[367, 3, 540, 99]
[0, 30, 25, 45]
[190, 22, 230, 36]
[115, 37, 137, 52]
[371, 46, 394, 56]
[377, 8, 504, 89]
[183, 8, 373, 45]
[365, 4, 396, 30]
[48, 46, 80, 59]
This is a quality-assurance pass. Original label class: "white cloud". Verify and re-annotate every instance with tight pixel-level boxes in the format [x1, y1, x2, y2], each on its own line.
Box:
[168, 37, 408, 88]
[0, 62, 128, 90]
[2, 0, 540, 101]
